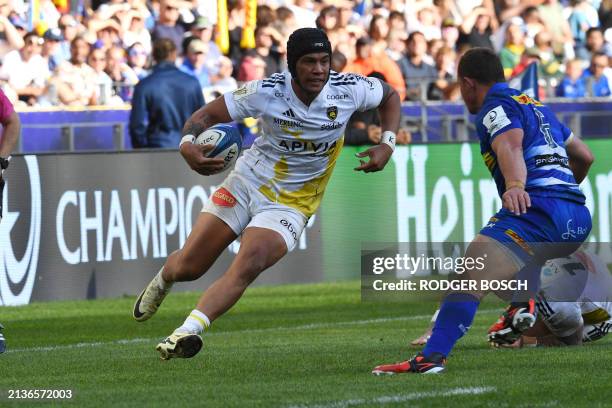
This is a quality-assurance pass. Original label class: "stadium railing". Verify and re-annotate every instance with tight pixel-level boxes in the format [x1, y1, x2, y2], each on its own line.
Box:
[13, 98, 612, 152]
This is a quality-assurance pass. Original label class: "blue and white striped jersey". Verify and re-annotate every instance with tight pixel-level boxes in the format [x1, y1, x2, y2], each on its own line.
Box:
[476, 83, 585, 204]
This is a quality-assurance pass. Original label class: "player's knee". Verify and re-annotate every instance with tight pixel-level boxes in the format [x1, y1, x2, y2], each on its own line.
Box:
[169, 250, 202, 281]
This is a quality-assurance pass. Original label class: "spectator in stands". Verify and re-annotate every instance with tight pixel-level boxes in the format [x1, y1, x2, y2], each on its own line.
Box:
[345, 71, 410, 145]
[345, 37, 406, 101]
[441, 19, 460, 50]
[533, 30, 562, 80]
[458, 7, 494, 50]
[0, 1, 24, 58]
[273, 6, 298, 40]
[522, 6, 545, 48]
[414, 4, 442, 41]
[179, 38, 211, 88]
[387, 29, 408, 62]
[369, 15, 389, 56]
[569, 0, 600, 51]
[57, 14, 79, 64]
[206, 56, 238, 99]
[538, 0, 574, 58]
[123, 9, 152, 54]
[427, 46, 457, 100]
[92, 20, 123, 52]
[427, 39, 444, 65]
[576, 27, 612, 60]
[331, 50, 347, 72]
[127, 42, 150, 80]
[316, 5, 338, 34]
[130, 38, 204, 148]
[105, 45, 139, 101]
[152, 0, 185, 53]
[250, 25, 284, 77]
[237, 55, 267, 82]
[582, 52, 611, 96]
[52, 36, 97, 106]
[189, 16, 222, 77]
[500, 22, 526, 78]
[398, 31, 437, 101]
[556, 59, 587, 97]
[42, 28, 63, 72]
[388, 10, 407, 32]
[88, 48, 115, 105]
[0, 32, 50, 106]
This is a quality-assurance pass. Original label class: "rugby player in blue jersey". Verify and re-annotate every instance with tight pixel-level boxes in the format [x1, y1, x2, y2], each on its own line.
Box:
[373, 47, 595, 374]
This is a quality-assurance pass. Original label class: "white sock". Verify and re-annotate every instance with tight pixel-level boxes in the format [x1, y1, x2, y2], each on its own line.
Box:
[156, 267, 173, 290]
[175, 309, 211, 335]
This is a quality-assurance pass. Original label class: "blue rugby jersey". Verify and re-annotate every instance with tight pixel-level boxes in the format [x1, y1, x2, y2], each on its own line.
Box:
[475, 83, 585, 204]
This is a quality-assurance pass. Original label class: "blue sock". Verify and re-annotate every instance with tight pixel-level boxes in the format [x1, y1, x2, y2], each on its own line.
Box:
[422, 293, 480, 358]
[511, 261, 541, 306]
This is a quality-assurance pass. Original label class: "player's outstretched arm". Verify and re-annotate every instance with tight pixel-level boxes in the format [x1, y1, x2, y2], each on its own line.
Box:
[491, 128, 531, 216]
[565, 135, 594, 184]
[179, 95, 234, 176]
[354, 80, 401, 173]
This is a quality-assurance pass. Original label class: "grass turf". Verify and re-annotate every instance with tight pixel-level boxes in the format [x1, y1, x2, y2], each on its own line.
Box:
[0, 281, 610, 407]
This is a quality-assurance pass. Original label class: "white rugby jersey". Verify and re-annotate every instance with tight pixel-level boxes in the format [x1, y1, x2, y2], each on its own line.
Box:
[224, 70, 383, 217]
[541, 251, 612, 324]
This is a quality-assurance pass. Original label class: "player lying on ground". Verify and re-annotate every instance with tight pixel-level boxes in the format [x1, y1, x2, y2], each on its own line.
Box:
[410, 250, 612, 347]
[132, 28, 401, 360]
[373, 47, 594, 374]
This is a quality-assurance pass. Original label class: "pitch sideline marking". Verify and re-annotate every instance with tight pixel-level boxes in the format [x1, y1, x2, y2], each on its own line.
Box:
[285, 386, 497, 408]
[7, 309, 500, 354]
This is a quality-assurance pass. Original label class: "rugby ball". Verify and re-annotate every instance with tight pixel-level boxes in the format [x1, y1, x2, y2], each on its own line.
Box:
[195, 124, 242, 174]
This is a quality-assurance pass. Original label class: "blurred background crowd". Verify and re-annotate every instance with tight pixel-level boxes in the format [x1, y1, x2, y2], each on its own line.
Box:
[1, 0, 611, 109]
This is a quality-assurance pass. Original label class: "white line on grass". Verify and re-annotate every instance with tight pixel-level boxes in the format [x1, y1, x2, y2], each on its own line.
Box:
[7, 309, 500, 354]
[285, 386, 497, 408]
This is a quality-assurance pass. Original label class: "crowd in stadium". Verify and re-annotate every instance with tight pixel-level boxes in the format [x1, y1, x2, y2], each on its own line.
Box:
[1, 0, 611, 108]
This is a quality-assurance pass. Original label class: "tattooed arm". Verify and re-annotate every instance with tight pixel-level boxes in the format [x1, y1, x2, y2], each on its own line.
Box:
[180, 95, 234, 176]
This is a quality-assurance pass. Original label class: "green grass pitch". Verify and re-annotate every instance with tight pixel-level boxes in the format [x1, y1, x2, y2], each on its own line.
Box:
[0, 281, 610, 407]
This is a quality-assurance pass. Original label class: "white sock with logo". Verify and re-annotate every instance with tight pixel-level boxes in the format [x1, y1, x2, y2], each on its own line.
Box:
[175, 309, 211, 335]
[155, 267, 173, 290]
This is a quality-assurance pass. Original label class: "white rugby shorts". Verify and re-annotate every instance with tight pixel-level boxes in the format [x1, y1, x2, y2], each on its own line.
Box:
[202, 171, 308, 251]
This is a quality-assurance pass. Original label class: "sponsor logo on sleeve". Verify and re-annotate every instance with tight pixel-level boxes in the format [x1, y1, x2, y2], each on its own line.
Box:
[232, 80, 258, 101]
[483, 105, 512, 135]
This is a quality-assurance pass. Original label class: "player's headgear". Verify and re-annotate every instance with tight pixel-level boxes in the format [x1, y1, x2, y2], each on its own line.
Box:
[286, 28, 332, 81]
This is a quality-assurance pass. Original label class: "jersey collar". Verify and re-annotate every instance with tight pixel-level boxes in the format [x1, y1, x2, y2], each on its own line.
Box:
[484, 82, 509, 102]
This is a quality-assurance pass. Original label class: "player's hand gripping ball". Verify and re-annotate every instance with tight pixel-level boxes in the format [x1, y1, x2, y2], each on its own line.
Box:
[195, 124, 242, 174]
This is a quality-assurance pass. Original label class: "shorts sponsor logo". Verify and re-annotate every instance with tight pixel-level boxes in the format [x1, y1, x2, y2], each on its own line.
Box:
[274, 92, 284, 97]
[212, 187, 237, 208]
[504, 229, 534, 256]
[561, 219, 588, 240]
[280, 218, 298, 242]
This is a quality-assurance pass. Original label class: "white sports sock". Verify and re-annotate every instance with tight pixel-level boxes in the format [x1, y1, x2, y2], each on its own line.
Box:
[156, 267, 173, 290]
[175, 309, 211, 335]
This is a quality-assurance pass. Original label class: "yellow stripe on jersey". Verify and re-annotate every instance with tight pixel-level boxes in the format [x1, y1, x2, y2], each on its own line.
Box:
[582, 308, 611, 325]
[511, 93, 543, 106]
[258, 137, 345, 217]
[482, 151, 496, 172]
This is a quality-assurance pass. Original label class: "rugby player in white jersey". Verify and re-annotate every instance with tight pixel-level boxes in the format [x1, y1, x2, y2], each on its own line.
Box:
[132, 28, 402, 360]
[410, 250, 612, 347]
